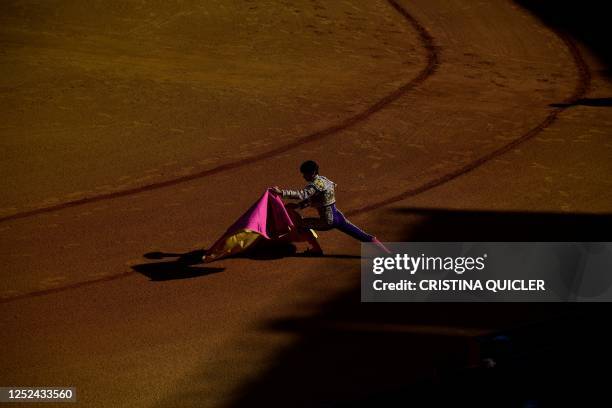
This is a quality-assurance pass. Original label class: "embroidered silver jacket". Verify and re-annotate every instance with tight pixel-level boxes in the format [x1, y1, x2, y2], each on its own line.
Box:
[281, 175, 336, 209]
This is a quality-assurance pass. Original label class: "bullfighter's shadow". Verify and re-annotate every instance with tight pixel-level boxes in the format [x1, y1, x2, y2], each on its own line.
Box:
[132, 249, 224, 281]
[136, 238, 360, 281]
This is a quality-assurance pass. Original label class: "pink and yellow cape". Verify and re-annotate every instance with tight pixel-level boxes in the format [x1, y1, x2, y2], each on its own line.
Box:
[203, 189, 314, 263]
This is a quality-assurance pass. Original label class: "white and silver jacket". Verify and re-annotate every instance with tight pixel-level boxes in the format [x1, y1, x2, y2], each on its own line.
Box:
[281, 175, 336, 210]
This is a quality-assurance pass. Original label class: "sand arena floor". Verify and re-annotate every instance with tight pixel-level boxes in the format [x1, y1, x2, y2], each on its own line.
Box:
[1, 0, 611, 406]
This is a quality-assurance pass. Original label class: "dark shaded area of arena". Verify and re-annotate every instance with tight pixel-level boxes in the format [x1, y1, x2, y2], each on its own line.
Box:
[216, 209, 612, 407]
[516, 0, 612, 78]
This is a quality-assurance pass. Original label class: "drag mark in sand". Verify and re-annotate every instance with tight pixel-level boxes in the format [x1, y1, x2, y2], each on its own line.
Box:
[0, 0, 439, 224]
[0, 270, 134, 304]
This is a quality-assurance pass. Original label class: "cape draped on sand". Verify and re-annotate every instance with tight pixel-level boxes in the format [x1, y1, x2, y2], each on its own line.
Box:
[203, 189, 315, 262]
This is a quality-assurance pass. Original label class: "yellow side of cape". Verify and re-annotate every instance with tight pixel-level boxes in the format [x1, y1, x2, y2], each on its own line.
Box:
[202, 229, 261, 263]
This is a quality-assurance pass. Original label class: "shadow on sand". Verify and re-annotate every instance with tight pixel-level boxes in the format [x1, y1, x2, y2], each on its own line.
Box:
[515, 0, 612, 78]
[133, 241, 361, 281]
[132, 250, 224, 281]
[550, 97, 612, 108]
[210, 208, 611, 407]
[396, 207, 612, 241]
[234, 239, 362, 261]
[149, 208, 612, 406]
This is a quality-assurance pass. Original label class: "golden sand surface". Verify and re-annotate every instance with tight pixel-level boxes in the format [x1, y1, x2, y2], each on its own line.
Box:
[1, 1, 611, 407]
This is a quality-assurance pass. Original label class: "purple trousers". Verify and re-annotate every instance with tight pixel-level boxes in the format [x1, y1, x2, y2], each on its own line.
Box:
[301, 204, 374, 242]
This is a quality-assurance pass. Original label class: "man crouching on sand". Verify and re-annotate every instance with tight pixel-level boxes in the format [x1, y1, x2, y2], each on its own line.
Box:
[271, 160, 390, 256]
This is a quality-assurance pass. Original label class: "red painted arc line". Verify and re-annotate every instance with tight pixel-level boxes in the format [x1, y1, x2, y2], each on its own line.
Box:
[0, 271, 133, 304]
[0, 0, 438, 224]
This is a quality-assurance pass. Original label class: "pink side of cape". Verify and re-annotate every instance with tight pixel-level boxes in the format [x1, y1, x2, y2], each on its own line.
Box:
[216, 189, 294, 241]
